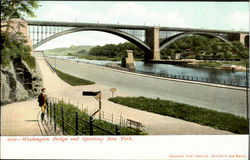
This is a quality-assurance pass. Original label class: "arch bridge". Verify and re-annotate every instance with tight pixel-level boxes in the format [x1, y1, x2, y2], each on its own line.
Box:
[26, 20, 249, 61]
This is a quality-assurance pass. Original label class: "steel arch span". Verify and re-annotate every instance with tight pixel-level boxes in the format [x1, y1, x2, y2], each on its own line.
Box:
[33, 27, 151, 52]
[159, 32, 228, 51]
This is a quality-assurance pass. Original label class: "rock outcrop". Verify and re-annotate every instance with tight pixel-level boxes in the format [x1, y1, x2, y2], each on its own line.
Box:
[1, 58, 43, 105]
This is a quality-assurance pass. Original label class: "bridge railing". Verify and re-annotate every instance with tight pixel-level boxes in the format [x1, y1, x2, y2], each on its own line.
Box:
[42, 52, 55, 73]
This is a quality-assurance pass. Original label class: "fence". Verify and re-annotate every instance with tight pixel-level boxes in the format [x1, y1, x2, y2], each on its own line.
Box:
[42, 52, 55, 73]
[46, 97, 143, 135]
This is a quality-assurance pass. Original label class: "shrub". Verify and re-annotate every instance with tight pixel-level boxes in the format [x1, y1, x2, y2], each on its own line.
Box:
[51, 101, 146, 135]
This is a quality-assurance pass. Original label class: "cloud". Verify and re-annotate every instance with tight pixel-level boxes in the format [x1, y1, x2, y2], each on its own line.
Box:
[108, 2, 147, 18]
[78, 11, 112, 23]
[225, 11, 249, 30]
[44, 4, 81, 22]
[105, 2, 188, 27]
[37, 2, 189, 27]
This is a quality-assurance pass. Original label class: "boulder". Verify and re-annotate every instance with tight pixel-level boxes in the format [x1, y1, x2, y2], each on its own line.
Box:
[125, 62, 136, 70]
[1, 58, 43, 105]
[1, 71, 11, 103]
[15, 79, 29, 101]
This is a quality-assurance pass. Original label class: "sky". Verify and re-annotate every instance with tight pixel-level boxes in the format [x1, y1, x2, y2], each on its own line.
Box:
[28, 1, 249, 50]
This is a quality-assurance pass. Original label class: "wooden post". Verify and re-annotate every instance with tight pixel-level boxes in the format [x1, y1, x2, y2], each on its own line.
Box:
[90, 116, 93, 135]
[116, 125, 120, 135]
[54, 104, 56, 132]
[61, 107, 65, 135]
[50, 102, 52, 124]
[99, 97, 101, 120]
[75, 112, 78, 135]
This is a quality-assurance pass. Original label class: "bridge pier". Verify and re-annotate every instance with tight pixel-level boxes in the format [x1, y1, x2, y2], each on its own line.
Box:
[227, 33, 249, 47]
[240, 33, 249, 48]
[145, 26, 161, 61]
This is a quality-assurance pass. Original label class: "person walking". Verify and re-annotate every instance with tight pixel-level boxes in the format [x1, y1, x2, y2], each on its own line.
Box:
[38, 88, 47, 121]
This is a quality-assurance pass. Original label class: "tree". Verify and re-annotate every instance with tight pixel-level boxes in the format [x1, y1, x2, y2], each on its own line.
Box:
[207, 38, 222, 59]
[231, 41, 248, 59]
[1, 0, 39, 45]
[1, 31, 35, 69]
[223, 51, 232, 59]
[88, 42, 144, 58]
[76, 49, 88, 55]
[1, 0, 40, 70]
[89, 45, 105, 56]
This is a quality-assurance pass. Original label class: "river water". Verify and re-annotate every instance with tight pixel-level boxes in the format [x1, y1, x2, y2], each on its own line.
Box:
[50, 56, 247, 87]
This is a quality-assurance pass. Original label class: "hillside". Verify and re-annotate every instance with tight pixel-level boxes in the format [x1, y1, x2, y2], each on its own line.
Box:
[44, 45, 95, 55]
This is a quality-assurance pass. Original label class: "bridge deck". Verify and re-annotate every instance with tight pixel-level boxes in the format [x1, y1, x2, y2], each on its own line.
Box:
[27, 20, 249, 34]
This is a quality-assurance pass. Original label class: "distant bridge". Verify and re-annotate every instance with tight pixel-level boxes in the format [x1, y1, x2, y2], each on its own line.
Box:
[26, 20, 249, 60]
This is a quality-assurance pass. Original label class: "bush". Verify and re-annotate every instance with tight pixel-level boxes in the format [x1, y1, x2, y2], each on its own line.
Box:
[51, 101, 146, 135]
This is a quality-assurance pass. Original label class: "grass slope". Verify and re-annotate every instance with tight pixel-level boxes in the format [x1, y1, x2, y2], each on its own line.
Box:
[75, 55, 143, 61]
[109, 96, 249, 134]
[54, 68, 95, 86]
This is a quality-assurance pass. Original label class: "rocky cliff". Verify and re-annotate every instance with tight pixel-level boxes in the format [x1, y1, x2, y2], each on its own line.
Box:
[1, 57, 43, 105]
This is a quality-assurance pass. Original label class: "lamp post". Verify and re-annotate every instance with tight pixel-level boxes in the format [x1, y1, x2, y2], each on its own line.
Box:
[54, 56, 56, 69]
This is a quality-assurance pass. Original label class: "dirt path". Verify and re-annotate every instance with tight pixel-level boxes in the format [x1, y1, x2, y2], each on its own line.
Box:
[1, 56, 233, 135]
[1, 99, 42, 136]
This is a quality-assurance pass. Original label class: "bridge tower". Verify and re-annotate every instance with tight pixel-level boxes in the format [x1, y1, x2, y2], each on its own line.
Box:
[145, 26, 161, 61]
[1, 20, 33, 54]
[227, 32, 249, 47]
[240, 33, 249, 48]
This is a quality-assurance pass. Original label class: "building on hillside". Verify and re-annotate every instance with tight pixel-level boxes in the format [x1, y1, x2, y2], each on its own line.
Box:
[220, 64, 237, 71]
[171, 53, 181, 60]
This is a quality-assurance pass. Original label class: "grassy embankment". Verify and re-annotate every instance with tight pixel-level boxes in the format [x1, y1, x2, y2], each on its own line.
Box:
[52, 101, 146, 135]
[73, 54, 143, 61]
[44, 45, 93, 56]
[53, 68, 95, 86]
[190, 60, 248, 68]
[109, 96, 249, 134]
[75, 55, 122, 61]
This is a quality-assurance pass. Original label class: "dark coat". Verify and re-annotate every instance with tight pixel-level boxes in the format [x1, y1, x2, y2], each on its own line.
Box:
[38, 93, 46, 106]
